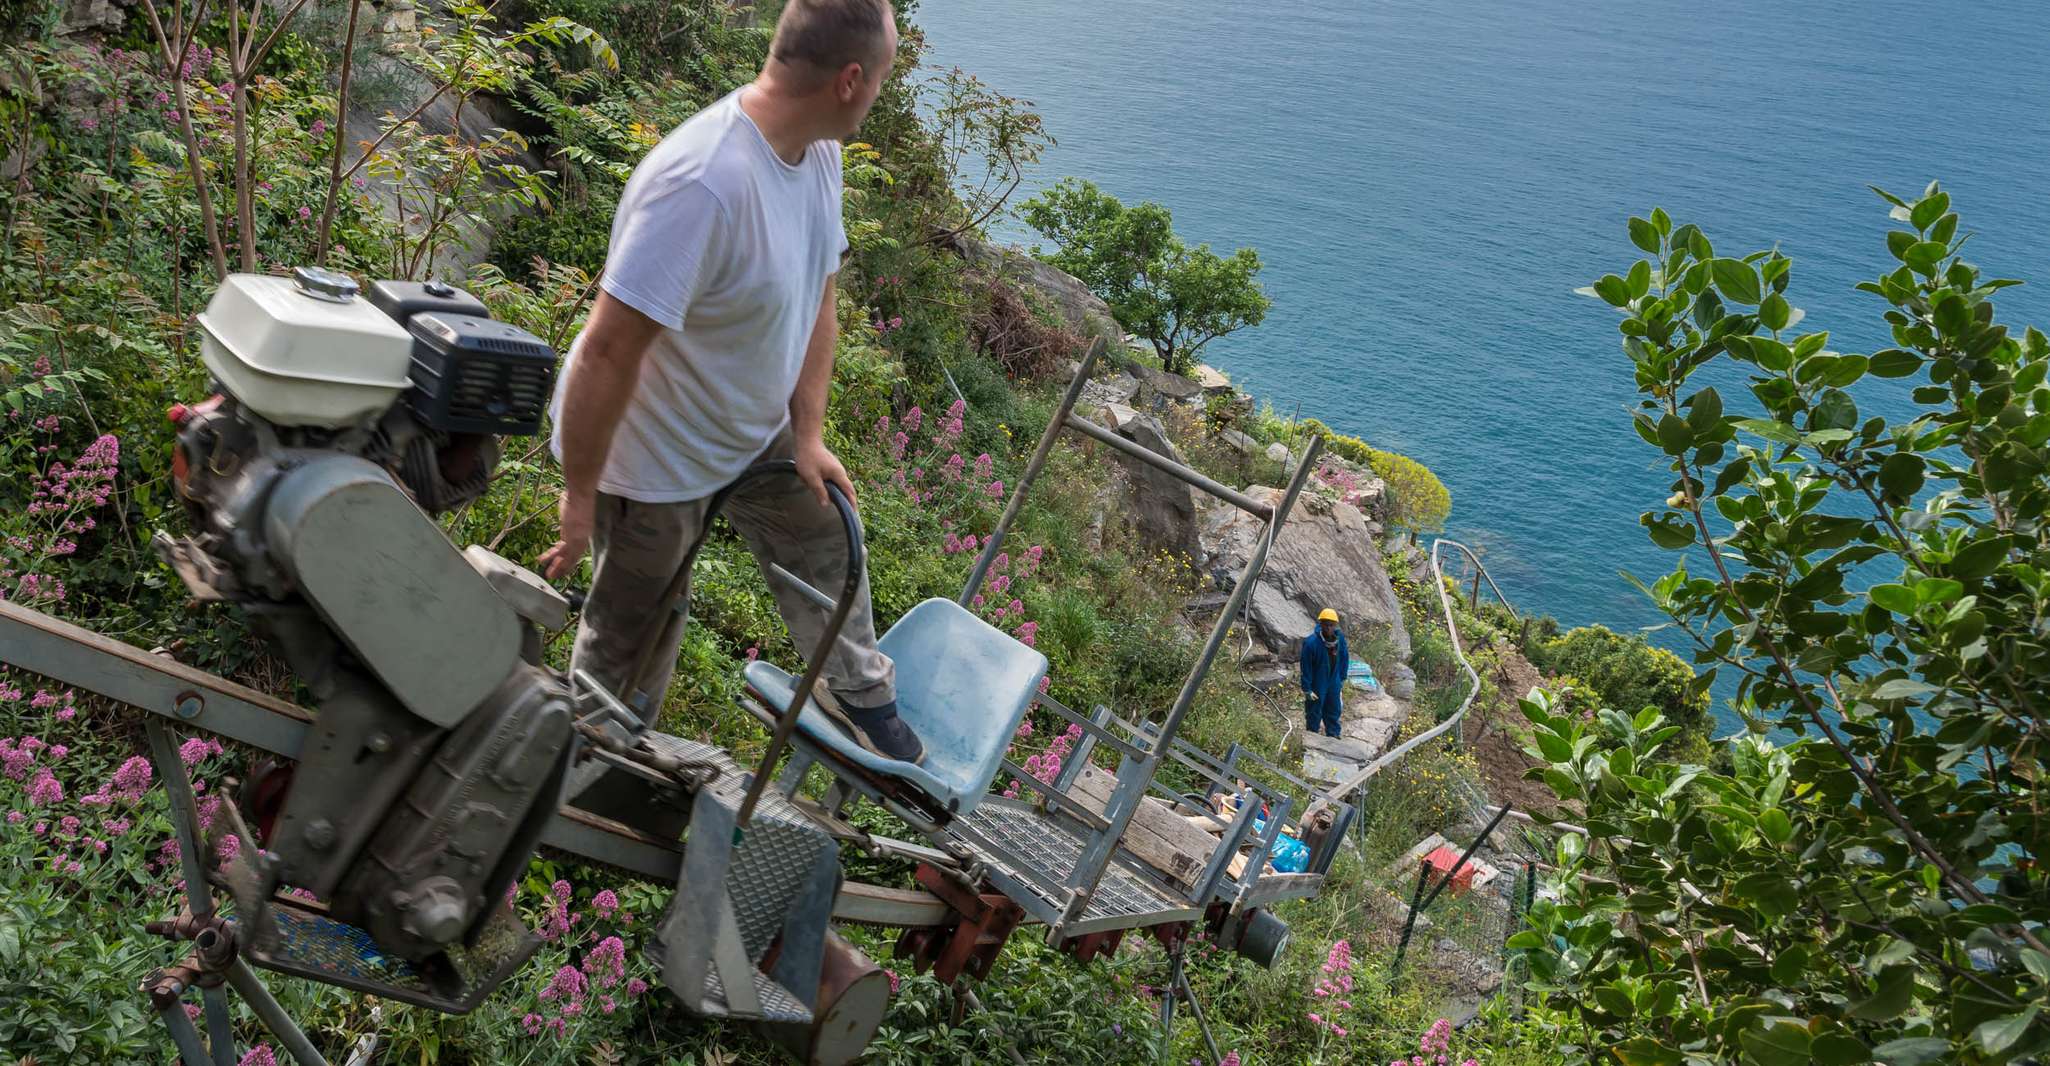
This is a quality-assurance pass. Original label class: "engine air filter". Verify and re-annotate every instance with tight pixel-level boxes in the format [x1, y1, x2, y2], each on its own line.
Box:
[404, 313, 557, 436]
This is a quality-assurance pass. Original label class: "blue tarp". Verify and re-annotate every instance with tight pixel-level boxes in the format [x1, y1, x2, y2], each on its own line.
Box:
[1345, 657, 1379, 692]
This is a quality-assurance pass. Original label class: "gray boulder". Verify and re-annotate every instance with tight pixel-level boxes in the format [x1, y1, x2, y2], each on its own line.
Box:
[1104, 412, 1202, 562]
[1198, 487, 1411, 667]
[1132, 364, 1204, 408]
[1220, 428, 1261, 456]
[1080, 371, 1141, 410]
[951, 236, 1120, 340]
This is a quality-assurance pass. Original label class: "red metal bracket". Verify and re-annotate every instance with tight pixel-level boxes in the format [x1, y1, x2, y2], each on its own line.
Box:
[893, 863, 1026, 986]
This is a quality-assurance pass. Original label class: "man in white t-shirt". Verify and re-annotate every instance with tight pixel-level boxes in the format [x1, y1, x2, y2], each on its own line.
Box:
[539, 0, 922, 762]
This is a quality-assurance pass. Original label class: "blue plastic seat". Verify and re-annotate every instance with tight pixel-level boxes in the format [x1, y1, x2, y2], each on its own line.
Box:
[743, 598, 1048, 816]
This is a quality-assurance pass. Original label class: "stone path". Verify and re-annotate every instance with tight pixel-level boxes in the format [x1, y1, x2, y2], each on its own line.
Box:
[1298, 686, 1411, 789]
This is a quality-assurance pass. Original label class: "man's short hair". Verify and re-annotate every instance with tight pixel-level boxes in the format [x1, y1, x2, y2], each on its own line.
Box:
[770, 0, 893, 85]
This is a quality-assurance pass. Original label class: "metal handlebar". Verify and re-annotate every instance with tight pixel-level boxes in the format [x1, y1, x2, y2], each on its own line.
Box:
[608, 459, 866, 828]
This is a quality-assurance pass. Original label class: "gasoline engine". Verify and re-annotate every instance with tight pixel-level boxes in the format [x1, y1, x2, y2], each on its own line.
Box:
[155, 266, 576, 967]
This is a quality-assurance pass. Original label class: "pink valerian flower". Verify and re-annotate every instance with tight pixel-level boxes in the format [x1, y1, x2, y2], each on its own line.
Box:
[56, 707, 76, 722]
[521, 1013, 544, 1036]
[943, 532, 963, 555]
[942, 453, 965, 482]
[992, 552, 1009, 573]
[884, 969, 901, 994]
[238, 1045, 277, 1066]
[5, 811, 22, 825]
[539, 964, 588, 1004]
[626, 977, 649, 997]
[986, 479, 1005, 500]
[309, 118, 327, 137]
[890, 432, 909, 460]
[1014, 719, 1034, 739]
[180, 736, 223, 765]
[989, 575, 1011, 597]
[1219, 1054, 1242, 1066]
[973, 453, 994, 480]
[1, 738, 36, 780]
[591, 889, 620, 920]
[744, 644, 760, 662]
[582, 935, 627, 988]
[111, 755, 153, 799]
[873, 414, 891, 440]
[27, 768, 64, 806]
[1015, 621, 1038, 647]
[901, 406, 924, 434]
[970, 594, 985, 611]
[103, 816, 131, 837]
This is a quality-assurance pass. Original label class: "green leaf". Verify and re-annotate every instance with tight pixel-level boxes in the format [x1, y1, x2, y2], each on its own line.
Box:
[1650, 207, 1672, 235]
[1630, 216, 1662, 253]
[1759, 808, 1793, 845]
[1594, 274, 1633, 307]
[1741, 1019, 1815, 1065]
[1915, 577, 1964, 605]
[1812, 388, 1858, 431]
[1770, 944, 1812, 985]
[1850, 965, 1917, 1021]
[1904, 241, 1949, 274]
[1949, 535, 2011, 580]
[1628, 259, 1653, 299]
[1911, 191, 1950, 230]
[1749, 338, 1794, 372]
[1760, 292, 1791, 331]
[1873, 678, 1936, 700]
[1870, 349, 1923, 378]
[1614, 1038, 1684, 1066]
[1975, 1006, 2040, 1054]
[1878, 453, 1926, 499]
[1658, 414, 1696, 455]
[1870, 1038, 1950, 1065]
[1644, 515, 1697, 549]
[1812, 1033, 1873, 1065]
[1886, 229, 1919, 261]
[1712, 257, 1763, 304]
[1688, 389, 1725, 437]
[1869, 584, 1919, 613]
[1933, 292, 1970, 336]
[1735, 417, 1801, 444]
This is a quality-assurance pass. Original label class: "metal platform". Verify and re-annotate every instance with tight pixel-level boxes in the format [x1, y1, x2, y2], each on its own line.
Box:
[950, 799, 1201, 935]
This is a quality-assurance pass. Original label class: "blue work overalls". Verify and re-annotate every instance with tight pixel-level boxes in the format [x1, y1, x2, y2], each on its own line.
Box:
[1299, 630, 1348, 738]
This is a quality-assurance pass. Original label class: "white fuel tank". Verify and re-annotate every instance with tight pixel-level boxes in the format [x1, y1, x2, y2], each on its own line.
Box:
[196, 268, 414, 428]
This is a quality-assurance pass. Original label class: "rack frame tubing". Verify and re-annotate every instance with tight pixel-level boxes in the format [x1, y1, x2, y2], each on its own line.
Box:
[957, 340, 1326, 939]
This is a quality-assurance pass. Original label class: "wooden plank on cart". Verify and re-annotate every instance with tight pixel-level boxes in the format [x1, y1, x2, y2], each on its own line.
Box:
[1066, 765, 1223, 890]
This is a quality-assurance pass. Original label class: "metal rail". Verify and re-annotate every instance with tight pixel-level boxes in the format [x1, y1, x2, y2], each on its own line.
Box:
[0, 598, 954, 932]
[1306, 538, 1514, 816]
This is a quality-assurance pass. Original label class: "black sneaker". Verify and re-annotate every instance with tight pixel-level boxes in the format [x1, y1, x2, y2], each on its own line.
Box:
[813, 683, 925, 764]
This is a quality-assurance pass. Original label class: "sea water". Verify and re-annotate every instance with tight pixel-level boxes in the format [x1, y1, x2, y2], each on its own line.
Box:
[914, 0, 2050, 730]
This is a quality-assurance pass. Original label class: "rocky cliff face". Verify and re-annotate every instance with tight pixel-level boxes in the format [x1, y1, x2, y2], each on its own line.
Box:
[1196, 486, 1411, 670]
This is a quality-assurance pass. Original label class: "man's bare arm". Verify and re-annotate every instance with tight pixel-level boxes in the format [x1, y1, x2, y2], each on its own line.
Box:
[790, 274, 856, 508]
[539, 291, 666, 580]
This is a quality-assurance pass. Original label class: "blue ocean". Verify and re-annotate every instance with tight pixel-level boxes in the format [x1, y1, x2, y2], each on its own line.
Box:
[914, 0, 2050, 729]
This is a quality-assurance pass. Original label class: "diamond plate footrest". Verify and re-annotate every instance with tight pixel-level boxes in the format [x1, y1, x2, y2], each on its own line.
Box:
[654, 744, 838, 1026]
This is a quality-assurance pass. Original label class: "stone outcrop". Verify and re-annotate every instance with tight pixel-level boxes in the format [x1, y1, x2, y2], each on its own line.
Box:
[1197, 486, 1410, 667]
[1131, 363, 1204, 408]
[950, 235, 1119, 340]
[1100, 410, 1203, 562]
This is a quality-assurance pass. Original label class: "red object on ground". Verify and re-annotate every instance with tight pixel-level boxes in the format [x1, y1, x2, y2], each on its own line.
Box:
[1423, 845, 1475, 895]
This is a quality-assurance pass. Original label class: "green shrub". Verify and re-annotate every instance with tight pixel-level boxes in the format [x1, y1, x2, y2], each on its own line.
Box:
[1526, 623, 1709, 737]
[1298, 418, 1450, 534]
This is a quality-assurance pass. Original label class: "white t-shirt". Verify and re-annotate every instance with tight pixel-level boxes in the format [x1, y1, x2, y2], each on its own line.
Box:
[549, 87, 848, 502]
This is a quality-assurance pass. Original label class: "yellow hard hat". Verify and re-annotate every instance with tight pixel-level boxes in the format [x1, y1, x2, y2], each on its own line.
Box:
[1318, 608, 1339, 622]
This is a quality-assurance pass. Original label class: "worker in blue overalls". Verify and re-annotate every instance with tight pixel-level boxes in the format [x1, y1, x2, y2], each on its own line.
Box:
[1300, 607, 1348, 738]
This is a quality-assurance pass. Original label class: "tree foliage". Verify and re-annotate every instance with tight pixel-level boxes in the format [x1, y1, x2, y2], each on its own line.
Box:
[1518, 186, 2050, 1064]
[1020, 177, 1268, 375]
[1527, 624, 1708, 737]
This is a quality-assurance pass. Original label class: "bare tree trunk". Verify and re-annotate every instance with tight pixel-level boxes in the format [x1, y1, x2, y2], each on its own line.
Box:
[314, 0, 365, 266]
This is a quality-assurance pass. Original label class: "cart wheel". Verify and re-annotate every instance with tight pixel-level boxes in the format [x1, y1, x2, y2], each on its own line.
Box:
[760, 929, 890, 1066]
